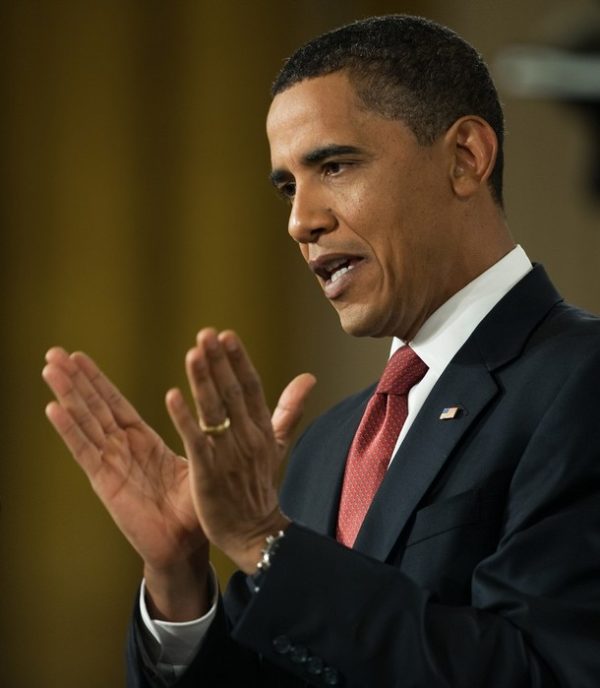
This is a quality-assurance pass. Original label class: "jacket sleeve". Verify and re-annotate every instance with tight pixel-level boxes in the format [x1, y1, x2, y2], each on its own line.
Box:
[229, 361, 600, 688]
[128, 347, 600, 688]
[126, 583, 310, 688]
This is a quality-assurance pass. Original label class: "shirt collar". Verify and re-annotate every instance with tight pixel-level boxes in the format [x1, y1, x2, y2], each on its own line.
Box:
[391, 245, 533, 374]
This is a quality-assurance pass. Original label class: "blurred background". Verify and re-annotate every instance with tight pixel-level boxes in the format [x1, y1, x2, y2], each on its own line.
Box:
[1, 0, 598, 685]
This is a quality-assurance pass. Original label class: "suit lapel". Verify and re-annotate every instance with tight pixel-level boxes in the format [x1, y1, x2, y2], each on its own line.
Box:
[306, 401, 366, 536]
[282, 386, 372, 536]
[353, 264, 563, 561]
[353, 340, 497, 559]
[286, 265, 562, 557]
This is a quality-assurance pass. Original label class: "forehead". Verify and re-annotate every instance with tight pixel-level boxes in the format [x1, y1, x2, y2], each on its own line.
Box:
[268, 72, 362, 126]
[266, 72, 391, 162]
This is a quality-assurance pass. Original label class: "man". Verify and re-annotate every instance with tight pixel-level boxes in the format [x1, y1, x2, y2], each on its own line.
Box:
[43, 15, 600, 688]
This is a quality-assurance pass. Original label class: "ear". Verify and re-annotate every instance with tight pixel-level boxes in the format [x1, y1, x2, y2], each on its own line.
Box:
[445, 116, 498, 200]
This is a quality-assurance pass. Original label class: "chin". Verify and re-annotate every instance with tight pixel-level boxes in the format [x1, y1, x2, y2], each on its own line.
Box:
[337, 307, 389, 339]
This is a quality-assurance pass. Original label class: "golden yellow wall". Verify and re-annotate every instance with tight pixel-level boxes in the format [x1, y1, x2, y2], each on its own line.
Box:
[0, 1, 597, 686]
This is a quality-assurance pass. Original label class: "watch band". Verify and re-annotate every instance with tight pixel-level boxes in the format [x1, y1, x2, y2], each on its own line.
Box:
[250, 529, 285, 593]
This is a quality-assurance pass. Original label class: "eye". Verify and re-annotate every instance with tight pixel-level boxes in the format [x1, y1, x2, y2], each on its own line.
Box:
[278, 181, 296, 200]
[323, 161, 343, 176]
[322, 160, 354, 178]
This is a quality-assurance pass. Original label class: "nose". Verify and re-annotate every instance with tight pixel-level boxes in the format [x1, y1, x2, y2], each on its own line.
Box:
[287, 185, 336, 244]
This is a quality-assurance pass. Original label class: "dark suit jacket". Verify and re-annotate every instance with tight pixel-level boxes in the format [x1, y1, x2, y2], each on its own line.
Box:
[128, 265, 600, 687]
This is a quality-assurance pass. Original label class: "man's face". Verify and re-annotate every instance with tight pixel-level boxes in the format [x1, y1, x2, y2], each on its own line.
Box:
[267, 72, 464, 341]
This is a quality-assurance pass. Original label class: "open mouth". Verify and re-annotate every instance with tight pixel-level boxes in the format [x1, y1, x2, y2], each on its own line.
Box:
[310, 255, 364, 285]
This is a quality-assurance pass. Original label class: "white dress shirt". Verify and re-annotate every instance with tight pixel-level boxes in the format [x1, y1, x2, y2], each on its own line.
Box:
[140, 245, 533, 679]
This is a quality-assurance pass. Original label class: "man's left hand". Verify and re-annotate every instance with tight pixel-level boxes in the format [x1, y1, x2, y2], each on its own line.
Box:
[166, 328, 316, 574]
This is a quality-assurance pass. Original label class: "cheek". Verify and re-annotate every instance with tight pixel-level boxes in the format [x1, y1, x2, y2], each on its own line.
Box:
[336, 180, 385, 246]
[348, 186, 409, 267]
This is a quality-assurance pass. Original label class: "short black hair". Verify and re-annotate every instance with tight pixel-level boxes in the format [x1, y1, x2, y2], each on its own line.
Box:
[272, 15, 504, 207]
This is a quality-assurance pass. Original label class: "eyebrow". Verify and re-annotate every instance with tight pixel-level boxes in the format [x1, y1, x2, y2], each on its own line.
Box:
[269, 144, 364, 187]
[303, 144, 363, 164]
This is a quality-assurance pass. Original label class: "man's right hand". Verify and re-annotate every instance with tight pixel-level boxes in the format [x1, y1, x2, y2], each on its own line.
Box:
[42, 347, 210, 621]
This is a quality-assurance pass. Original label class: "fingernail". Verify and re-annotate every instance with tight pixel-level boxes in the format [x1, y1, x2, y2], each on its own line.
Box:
[205, 336, 218, 352]
[224, 337, 238, 352]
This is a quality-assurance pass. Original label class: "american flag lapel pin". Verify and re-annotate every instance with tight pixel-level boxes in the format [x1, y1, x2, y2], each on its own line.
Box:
[439, 406, 462, 420]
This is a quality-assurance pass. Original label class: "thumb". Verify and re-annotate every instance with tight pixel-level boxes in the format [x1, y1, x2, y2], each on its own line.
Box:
[272, 373, 317, 451]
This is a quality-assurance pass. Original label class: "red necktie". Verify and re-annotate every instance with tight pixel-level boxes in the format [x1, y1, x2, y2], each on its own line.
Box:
[336, 346, 428, 547]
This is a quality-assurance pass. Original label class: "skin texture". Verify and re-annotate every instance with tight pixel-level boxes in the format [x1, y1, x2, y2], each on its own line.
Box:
[43, 71, 514, 622]
[43, 334, 314, 620]
[165, 328, 315, 575]
[267, 71, 514, 341]
[42, 346, 210, 620]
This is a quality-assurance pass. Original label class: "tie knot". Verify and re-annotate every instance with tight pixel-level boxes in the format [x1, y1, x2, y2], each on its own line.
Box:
[376, 346, 428, 396]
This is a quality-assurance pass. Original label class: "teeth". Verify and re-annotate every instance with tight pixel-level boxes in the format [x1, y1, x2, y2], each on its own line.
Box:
[330, 264, 354, 283]
[329, 258, 348, 272]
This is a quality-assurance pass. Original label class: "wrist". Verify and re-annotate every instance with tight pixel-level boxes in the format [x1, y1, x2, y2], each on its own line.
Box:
[250, 528, 286, 592]
[238, 512, 291, 575]
[143, 545, 211, 622]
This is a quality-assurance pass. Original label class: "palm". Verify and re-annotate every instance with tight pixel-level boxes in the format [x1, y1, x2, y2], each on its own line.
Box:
[43, 348, 206, 570]
[164, 327, 317, 572]
[96, 422, 205, 565]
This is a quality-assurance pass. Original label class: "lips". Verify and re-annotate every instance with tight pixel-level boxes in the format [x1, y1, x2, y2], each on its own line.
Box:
[308, 253, 365, 298]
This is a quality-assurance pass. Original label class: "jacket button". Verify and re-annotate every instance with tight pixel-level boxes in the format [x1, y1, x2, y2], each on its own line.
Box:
[290, 644, 309, 663]
[306, 656, 323, 675]
[272, 635, 291, 655]
[323, 667, 339, 685]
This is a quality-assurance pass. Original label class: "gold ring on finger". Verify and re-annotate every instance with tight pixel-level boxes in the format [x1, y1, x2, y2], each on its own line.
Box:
[199, 416, 231, 436]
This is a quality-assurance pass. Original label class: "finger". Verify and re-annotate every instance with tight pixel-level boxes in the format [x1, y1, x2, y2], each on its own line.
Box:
[218, 330, 271, 430]
[71, 351, 141, 428]
[185, 343, 229, 433]
[45, 346, 72, 365]
[55, 352, 124, 436]
[196, 329, 251, 427]
[272, 373, 317, 450]
[44, 346, 139, 437]
[45, 400, 102, 475]
[42, 361, 106, 449]
[45, 347, 83, 386]
[165, 387, 212, 466]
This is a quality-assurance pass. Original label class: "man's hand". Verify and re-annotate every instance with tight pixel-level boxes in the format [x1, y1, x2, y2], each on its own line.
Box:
[166, 329, 316, 574]
[42, 347, 209, 621]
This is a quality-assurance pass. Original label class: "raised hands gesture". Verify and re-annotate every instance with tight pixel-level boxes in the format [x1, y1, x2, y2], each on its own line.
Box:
[42, 346, 209, 619]
[43, 329, 315, 620]
[166, 328, 316, 574]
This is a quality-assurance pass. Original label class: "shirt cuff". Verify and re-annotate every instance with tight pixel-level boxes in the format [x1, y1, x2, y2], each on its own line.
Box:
[139, 563, 219, 667]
